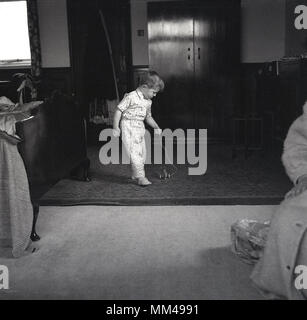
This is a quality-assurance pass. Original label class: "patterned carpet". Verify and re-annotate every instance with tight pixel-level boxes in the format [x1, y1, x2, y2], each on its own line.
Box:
[40, 144, 292, 206]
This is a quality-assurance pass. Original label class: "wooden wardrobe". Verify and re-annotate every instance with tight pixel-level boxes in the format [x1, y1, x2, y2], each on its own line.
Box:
[148, 0, 240, 140]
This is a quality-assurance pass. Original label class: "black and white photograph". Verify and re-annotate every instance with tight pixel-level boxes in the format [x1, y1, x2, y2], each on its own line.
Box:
[1, 0, 307, 305]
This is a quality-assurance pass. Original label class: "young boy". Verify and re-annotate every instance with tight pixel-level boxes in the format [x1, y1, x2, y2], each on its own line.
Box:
[113, 71, 164, 186]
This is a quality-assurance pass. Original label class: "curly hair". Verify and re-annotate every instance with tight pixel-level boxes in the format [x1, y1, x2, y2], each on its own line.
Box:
[139, 70, 165, 92]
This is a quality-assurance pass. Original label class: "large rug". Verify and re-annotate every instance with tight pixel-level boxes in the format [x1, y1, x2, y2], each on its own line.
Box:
[0, 205, 275, 299]
[40, 144, 292, 206]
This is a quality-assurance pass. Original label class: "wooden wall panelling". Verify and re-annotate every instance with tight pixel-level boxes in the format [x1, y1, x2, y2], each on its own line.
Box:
[277, 59, 304, 140]
[40, 67, 73, 98]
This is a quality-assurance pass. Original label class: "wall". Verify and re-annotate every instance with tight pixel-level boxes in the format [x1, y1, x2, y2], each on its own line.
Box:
[130, 0, 179, 66]
[130, 0, 149, 66]
[37, 0, 70, 68]
[36, 0, 307, 67]
[130, 0, 287, 64]
[285, 0, 307, 56]
[241, 0, 286, 63]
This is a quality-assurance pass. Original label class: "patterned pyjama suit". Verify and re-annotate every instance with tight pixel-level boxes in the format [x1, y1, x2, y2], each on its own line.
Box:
[117, 90, 152, 179]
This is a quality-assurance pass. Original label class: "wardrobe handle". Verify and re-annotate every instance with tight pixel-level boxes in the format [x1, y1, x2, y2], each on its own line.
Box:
[198, 48, 200, 60]
[188, 47, 191, 60]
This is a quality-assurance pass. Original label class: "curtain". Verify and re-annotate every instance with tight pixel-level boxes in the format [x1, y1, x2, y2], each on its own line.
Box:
[26, 0, 42, 80]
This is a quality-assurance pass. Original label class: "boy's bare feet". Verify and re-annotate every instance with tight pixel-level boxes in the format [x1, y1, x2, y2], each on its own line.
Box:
[137, 177, 152, 186]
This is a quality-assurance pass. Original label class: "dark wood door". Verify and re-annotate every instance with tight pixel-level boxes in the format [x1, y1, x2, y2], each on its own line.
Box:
[148, 3, 195, 129]
[194, 3, 240, 137]
[148, 1, 240, 138]
[194, 7, 219, 133]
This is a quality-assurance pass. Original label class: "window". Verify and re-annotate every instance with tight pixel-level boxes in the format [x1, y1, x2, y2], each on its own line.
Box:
[0, 1, 31, 68]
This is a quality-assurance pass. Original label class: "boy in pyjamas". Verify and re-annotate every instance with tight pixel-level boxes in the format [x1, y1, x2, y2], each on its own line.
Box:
[113, 71, 164, 186]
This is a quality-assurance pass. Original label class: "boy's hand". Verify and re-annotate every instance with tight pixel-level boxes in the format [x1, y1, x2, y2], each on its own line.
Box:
[285, 175, 307, 199]
[154, 128, 162, 135]
[113, 128, 121, 138]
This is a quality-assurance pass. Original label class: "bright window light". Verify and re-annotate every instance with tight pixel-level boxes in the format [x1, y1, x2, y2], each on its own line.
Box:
[0, 1, 31, 65]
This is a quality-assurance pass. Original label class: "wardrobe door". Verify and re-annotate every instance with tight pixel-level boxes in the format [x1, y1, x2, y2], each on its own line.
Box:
[148, 2, 195, 129]
[194, 2, 240, 137]
[194, 7, 218, 132]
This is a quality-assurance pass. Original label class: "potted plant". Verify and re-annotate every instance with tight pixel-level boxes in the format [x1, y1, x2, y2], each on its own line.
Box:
[13, 73, 40, 104]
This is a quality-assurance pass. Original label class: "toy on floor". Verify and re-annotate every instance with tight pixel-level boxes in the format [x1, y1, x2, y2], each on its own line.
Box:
[158, 165, 177, 180]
